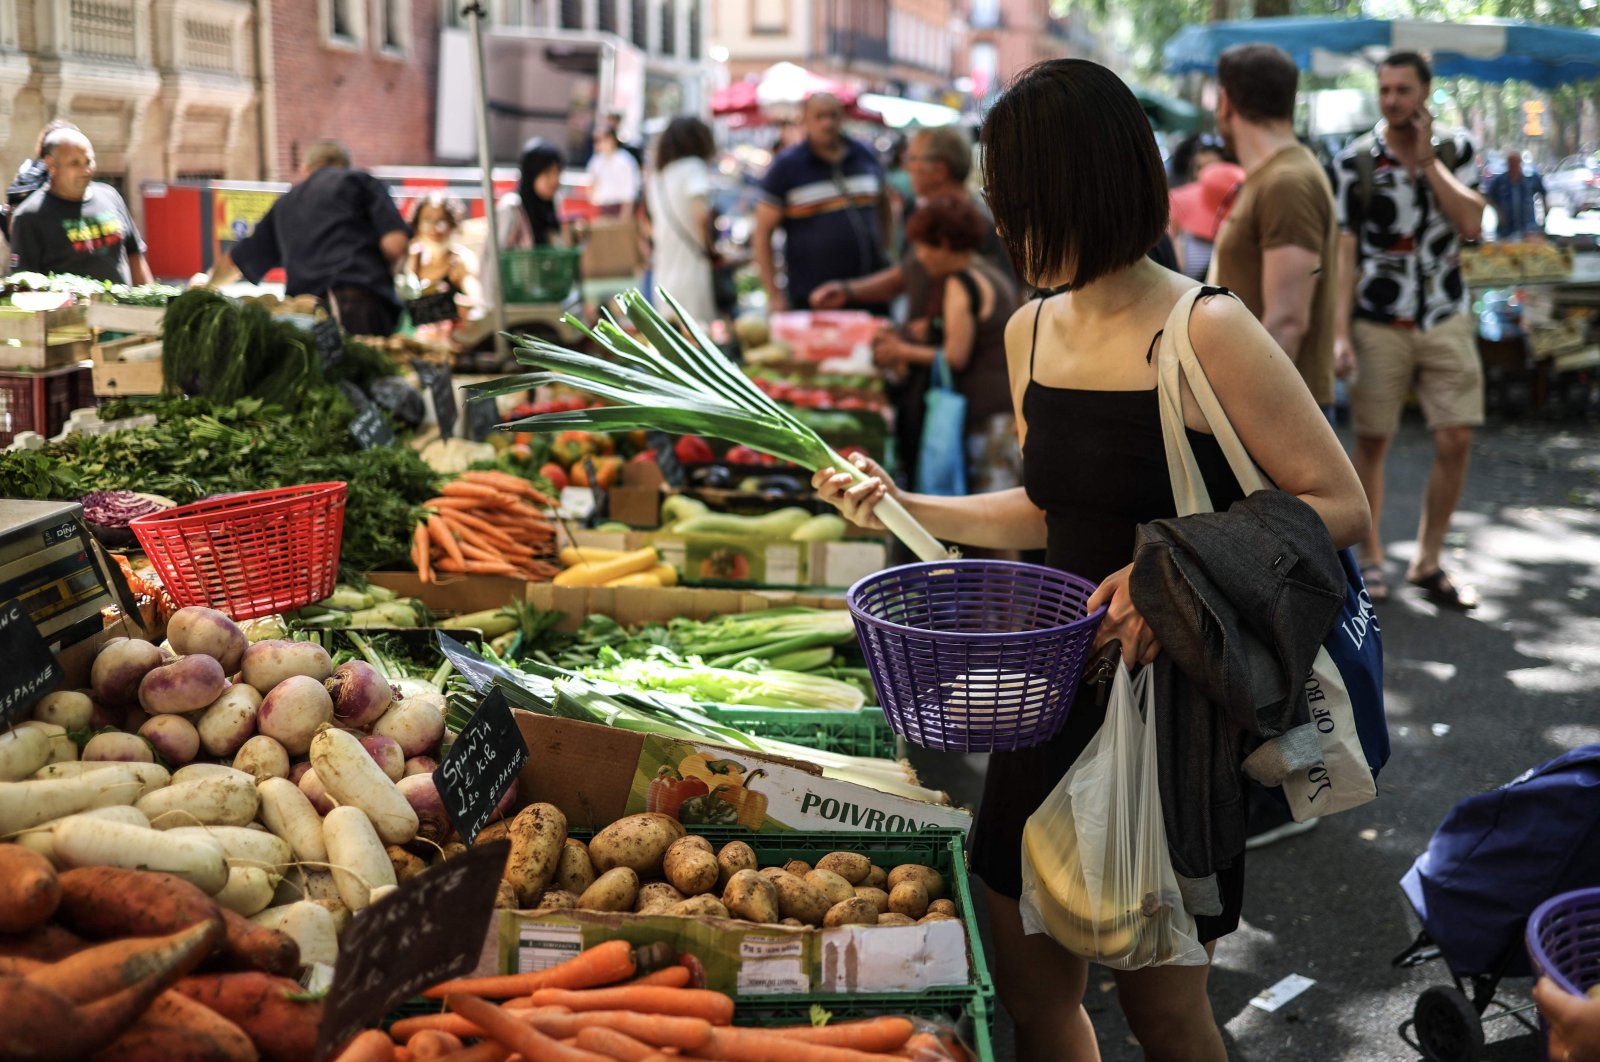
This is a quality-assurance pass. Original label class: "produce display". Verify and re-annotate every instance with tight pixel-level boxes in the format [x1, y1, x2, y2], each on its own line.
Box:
[413, 470, 560, 583]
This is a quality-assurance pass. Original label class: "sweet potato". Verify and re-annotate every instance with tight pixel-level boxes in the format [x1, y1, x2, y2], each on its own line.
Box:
[0, 923, 85, 962]
[174, 972, 321, 1062]
[0, 845, 61, 932]
[28, 921, 220, 1003]
[56, 866, 225, 944]
[0, 975, 151, 1060]
[90, 987, 259, 1061]
[216, 908, 299, 977]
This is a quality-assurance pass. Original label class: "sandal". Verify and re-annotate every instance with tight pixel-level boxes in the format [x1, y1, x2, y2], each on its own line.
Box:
[1359, 564, 1391, 604]
[1408, 569, 1480, 611]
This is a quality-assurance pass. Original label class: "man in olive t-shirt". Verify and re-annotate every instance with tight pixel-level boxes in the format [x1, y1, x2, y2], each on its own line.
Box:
[1211, 43, 1338, 413]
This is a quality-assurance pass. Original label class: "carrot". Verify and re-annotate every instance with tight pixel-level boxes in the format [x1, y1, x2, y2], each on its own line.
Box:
[414, 523, 433, 583]
[528, 987, 734, 1026]
[460, 561, 524, 576]
[690, 1027, 891, 1062]
[428, 515, 467, 569]
[439, 510, 533, 550]
[26, 920, 220, 1004]
[427, 940, 637, 1000]
[764, 1018, 913, 1052]
[459, 540, 511, 565]
[406, 1029, 465, 1060]
[0, 846, 60, 933]
[624, 966, 692, 990]
[335, 1028, 398, 1062]
[575, 1026, 662, 1061]
[520, 1010, 713, 1051]
[446, 993, 609, 1061]
[462, 470, 554, 506]
[390, 1013, 486, 1041]
[92, 987, 258, 1061]
[436, 1043, 511, 1062]
[424, 496, 489, 511]
[441, 482, 520, 506]
[174, 971, 323, 1062]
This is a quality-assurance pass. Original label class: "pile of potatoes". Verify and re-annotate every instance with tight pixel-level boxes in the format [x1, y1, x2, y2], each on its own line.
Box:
[484, 807, 961, 931]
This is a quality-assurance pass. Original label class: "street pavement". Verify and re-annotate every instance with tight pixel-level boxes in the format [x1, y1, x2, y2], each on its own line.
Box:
[910, 415, 1600, 1061]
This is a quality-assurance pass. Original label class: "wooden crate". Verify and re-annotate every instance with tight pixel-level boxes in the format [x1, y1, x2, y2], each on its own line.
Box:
[0, 304, 93, 370]
[87, 301, 166, 333]
[90, 334, 165, 396]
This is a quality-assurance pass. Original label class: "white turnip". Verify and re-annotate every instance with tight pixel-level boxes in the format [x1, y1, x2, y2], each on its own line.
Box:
[82, 732, 154, 764]
[232, 735, 290, 782]
[403, 755, 438, 777]
[326, 661, 395, 729]
[198, 684, 261, 757]
[32, 691, 94, 730]
[240, 640, 332, 695]
[139, 654, 227, 714]
[288, 760, 312, 785]
[358, 735, 405, 781]
[370, 693, 447, 758]
[166, 606, 248, 673]
[257, 675, 333, 756]
[397, 773, 452, 842]
[138, 714, 200, 766]
[91, 638, 165, 707]
[298, 767, 336, 815]
[310, 729, 418, 844]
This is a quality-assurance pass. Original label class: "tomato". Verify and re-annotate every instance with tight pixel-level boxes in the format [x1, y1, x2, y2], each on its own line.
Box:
[539, 462, 569, 492]
[724, 445, 764, 465]
[674, 435, 716, 464]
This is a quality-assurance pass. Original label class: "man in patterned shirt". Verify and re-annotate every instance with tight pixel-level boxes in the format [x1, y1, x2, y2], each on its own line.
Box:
[1332, 51, 1488, 610]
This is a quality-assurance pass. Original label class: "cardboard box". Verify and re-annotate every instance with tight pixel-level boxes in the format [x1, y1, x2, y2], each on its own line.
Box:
[90, 335, 165, 396]
[366, 571, 530, 618]
[570, 528, 886, 588]
[579, 217, 643, 278]
[86, 302, 166, 333]
[525, 583, 844, 632]
[0, 304, 92, 370]
[606, 462, 664, 528]
[489, 827, 977, 994]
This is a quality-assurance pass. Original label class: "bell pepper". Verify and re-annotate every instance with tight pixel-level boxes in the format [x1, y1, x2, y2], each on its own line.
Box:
[678, 787, 742, 826]
[715, 770, 769, 830]
[679, 754, 745, 790]
[644, 766, 708, 818]
[674, 434, 716, 464]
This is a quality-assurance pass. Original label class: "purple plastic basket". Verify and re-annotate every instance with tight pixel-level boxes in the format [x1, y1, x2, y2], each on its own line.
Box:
[1527, 886, 1600, 998]
[847, 560, 1105, 752]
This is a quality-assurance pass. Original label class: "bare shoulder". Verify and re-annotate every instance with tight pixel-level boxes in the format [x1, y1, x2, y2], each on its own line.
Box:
[1004, 295, 1045, 350]
[1187, 292, 1280, 367]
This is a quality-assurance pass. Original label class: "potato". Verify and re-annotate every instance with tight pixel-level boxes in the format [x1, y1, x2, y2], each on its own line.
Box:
[782, 859, 813, 877]
[439, 842, 468, 862]
[536, 889, 579, 910]
[865, 865, 889, 891]
[663, 838, 719, 896]
[578, 867, 640, 912]
[504, 803, 567, 905]
[824, 898, 880, 927]
[854, 887, 890, 915]
[766, 870, 832, 926]
[678, 835, 714, 854]
[494, 880, 520, 910]
[588, 813, 685, 879]
[717, 841, 758, 889]
[635, 882, 686, 914]
[877, 913, 917, 926]
[555, 839, 598, 896]
[889, 881, 930, 920]
[927, 899, 957, 918]
[806, 869, 855, 907]
[780, 917, 804, 927]
[815, 852, 871, 885]
[888, 864, 946, 900]
[668, 895, 729, 919]
[387, 845, 427, 884]
[475, 820, 510, 847]
[920, 912, 960, 924]
[722, 869, 780, 924]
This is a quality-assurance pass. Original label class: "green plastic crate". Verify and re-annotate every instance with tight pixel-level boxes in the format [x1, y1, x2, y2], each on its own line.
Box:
[734, 986, 994, 1062]
[501, 247, 581, 303]
[701, 705, 896, 759]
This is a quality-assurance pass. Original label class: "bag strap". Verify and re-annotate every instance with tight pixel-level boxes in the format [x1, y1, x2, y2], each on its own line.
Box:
[929, 349, 955, 392]
[1155, 286, 1270, 516]
[654, 175, 713, 262]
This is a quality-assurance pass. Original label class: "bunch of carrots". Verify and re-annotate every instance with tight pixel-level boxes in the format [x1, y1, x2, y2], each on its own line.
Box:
[331, 939, 971, 1062]
[413, 470, 562, 584]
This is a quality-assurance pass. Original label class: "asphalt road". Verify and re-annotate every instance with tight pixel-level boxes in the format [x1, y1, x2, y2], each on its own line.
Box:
[911, 416, 1600, 1061]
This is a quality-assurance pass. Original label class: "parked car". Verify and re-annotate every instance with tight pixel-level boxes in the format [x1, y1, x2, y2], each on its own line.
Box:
[1545, 153, 1600, 215]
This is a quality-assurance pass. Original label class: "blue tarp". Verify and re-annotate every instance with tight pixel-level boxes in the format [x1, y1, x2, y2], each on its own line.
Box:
[1165, 17, 1600, 89]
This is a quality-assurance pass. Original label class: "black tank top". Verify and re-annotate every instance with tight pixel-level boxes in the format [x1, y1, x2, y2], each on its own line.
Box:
[1020, 288, 1246, 582]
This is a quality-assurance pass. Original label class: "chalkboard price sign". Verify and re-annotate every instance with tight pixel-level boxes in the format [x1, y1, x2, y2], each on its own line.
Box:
[348, 406, 396, 450]
[413, 359, 458, 440]
[0, 598, 61, 726]
[648, 430, 686, 487]
[434, 688, 528, 845]
[313, 319, 344, 368]
[314, 840, 510, 1060]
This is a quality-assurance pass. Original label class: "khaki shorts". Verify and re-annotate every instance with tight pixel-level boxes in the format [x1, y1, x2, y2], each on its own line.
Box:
[1350, 314, 1484, 437]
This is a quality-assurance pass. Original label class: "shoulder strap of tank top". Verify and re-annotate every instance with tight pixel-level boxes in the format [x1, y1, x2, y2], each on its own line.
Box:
[1028, 296, 1045, 380]
[1149, 285, 1232, 364]
[951, 269, 983, 319]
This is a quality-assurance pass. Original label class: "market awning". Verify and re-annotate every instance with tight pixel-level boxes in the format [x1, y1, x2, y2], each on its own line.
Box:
[856, 94, 961, 129]
[1164, 17, 1600, 89]
[1128, 85, 1202, 133]
[712, 64, 883, 125]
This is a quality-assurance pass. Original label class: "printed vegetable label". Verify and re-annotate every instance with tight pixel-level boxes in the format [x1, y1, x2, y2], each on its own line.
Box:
[516, 923, 585, 973]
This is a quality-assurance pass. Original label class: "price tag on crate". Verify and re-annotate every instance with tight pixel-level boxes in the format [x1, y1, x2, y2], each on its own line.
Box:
[413, 359, 458, 440]
[0, 597, 62, 727]
[314, 840, 509, 1060]
[348, 406, 396, 450]
[434, 687, 527, 845]
[313, 318, 344, 368]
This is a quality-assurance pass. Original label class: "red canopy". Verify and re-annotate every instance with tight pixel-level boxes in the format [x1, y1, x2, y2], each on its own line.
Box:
[711, 64, 881, 124]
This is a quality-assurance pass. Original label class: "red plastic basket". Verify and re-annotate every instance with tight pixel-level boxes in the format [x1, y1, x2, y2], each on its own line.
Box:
[130, 483, 348, 620]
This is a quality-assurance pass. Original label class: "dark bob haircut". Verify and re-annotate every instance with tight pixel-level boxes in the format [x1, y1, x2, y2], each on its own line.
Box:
[1382, 50, 1432, 85]
[1218, 43, 1299, 125]
[656, 116, 716, 170]
[905, 194, 988, 253]
[980, 59, 1168, 290]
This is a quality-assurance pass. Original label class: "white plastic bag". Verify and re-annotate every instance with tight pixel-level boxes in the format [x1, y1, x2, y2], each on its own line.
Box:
[1019, 662, 1208, 970]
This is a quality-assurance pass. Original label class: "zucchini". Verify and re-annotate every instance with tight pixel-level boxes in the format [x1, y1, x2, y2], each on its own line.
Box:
[672, 507, 812, 538]
[790, 513, 848, 542]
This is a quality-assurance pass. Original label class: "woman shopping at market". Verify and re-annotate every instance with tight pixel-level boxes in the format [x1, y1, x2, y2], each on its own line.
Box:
[645, 117, 719, 326]
[406, 193, 482, 342]
[813, 59, 1370, 1062]
[869, 194, 1022, 496]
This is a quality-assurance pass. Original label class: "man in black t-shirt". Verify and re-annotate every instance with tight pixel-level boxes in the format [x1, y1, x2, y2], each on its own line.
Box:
[9, 129, 151, 285]
[205, 141, 411, 336]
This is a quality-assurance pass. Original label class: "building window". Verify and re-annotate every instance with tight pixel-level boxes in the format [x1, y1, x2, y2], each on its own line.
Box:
[325, 0, 364, 45]
[598, 0, 616, 32]
[332, 0, 355, 39]
[687, 0, 700, 59]
[630, 0, 648, 47]
[970, 0, 999, 30]
[660, 0, 676, 55]
[750, 0, 785, 34]
[376, 0, 408, 53]
[560, 0, 583, 28]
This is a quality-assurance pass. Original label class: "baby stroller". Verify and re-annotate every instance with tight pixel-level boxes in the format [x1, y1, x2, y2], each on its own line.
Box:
[1392, 744, 1600, 1061]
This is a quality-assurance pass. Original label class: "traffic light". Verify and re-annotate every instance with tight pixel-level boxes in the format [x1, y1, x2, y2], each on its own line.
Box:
[1523, 99, 1544, 138]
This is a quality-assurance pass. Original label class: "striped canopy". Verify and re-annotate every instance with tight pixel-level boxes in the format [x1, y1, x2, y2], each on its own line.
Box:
[1165, 17, 1600, 89]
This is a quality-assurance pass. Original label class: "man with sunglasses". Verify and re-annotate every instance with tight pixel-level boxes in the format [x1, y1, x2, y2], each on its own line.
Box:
[1210, 43, 1340, 423]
